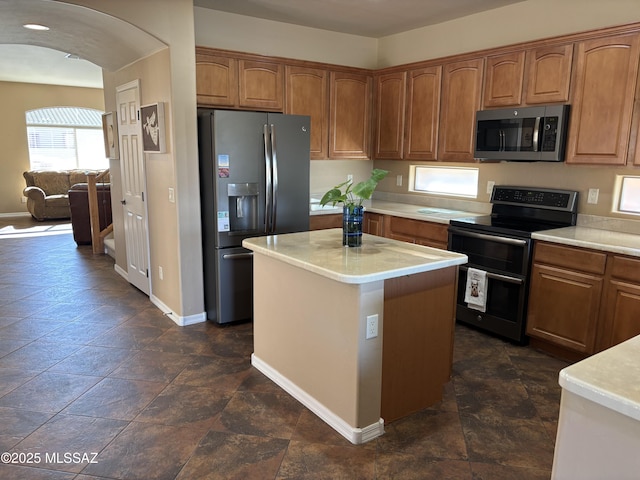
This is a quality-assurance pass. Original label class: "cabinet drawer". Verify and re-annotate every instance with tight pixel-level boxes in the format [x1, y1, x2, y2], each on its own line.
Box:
[534, 242, 606, 275]
[610, 255, 640, 283]
[387, 216, 448, 243]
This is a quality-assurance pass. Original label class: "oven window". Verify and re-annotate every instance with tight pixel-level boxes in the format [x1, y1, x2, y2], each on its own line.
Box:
[449, 233, 529, 275]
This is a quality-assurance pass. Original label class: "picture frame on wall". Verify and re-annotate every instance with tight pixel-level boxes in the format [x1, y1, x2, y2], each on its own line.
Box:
[101, 111, 119, 160]
[141, 102, 166, 153]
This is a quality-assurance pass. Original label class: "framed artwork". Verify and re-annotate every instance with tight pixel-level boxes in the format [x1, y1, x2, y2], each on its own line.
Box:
[102, 112, 119, 159]
[141, 102, 166, 153]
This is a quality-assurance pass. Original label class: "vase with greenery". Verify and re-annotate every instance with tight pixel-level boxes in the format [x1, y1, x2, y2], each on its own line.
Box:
[320, 169, 389, 247]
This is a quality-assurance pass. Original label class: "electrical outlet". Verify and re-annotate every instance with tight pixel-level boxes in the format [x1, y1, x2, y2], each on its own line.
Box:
[168, 187, 175, 203]
[396, 175, 403, 187]
[487, 181, 495, 195]
[21, 196, 27, 203]
[366, 314, 378, 340]
[588, 188, 599, 204]
[159, 266, 164, 280]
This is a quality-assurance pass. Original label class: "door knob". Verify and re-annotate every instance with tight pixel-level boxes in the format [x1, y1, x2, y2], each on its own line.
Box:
[121, 199, 127, 205]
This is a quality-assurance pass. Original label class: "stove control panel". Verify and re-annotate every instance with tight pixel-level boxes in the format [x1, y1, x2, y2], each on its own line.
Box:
[491, 186, 578, 211]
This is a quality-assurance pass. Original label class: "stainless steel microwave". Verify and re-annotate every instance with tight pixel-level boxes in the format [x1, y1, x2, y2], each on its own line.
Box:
[474, 105, 570, 161]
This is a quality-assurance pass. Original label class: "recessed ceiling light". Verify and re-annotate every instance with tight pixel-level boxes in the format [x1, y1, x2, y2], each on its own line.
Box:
[23, 23, 50, 31]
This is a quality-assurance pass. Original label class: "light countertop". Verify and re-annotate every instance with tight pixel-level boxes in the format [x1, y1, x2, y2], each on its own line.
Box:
[243, 228, 467, 284]
[532, 226, 640, 258]
[559, 334, 640, 421]
[309, 199, 485, 224]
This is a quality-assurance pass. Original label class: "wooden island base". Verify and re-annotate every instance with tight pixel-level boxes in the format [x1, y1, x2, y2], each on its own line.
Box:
[382, 267, 457, 423]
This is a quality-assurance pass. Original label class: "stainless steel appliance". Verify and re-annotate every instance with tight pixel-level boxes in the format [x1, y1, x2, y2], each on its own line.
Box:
[475, 105, 570, 161]
[198, 109, 311, 324]
[448, 186, 578, 343]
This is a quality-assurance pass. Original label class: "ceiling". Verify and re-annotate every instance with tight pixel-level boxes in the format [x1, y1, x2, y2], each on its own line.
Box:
[193, 0, 525, 38]
[0, 0, 525, 89]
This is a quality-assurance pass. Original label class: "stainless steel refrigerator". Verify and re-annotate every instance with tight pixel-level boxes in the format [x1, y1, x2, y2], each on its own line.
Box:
[198, 109, 310, 324]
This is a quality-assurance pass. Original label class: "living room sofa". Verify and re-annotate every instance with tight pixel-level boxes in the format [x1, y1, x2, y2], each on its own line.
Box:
[23, 170, 106, 221]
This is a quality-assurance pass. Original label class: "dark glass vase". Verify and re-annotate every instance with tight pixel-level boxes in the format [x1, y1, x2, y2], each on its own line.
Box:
[343, 205, 363, 247]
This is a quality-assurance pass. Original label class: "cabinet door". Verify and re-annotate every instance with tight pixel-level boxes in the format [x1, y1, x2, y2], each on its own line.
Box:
[524, 44, 573, 104]
[364, 212, 385, 236]
[526, 263, 603, 354]
[566, 33, 640, 165]
[404, 66, 442, 160]
[602, 281, 640, 348]
[438, 58, 484, 162]
[285, 66, 329, 160]
[238, 59, 284, 111]
[483, 51, 525, 108]
[329, 71, 372, 159]
[195, 49, 238, 107]
[373, 72, 406, 160]
[599, 255, 640, 349]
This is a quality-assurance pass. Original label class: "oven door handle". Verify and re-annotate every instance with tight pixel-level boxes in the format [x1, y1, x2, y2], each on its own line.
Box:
[449, 228, 528, 246]
[460, 265, 524, 285]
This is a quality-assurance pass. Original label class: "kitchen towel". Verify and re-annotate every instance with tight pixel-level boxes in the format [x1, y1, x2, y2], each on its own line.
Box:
[464, 268, 488, 312]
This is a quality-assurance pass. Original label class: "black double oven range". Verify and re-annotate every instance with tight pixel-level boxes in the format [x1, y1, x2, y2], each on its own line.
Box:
[448, 186, 578, 344]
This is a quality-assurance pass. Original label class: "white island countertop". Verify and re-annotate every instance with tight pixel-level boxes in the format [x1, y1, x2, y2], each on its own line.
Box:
[559, 333, 640, 422]
[243, 228, 468, 284]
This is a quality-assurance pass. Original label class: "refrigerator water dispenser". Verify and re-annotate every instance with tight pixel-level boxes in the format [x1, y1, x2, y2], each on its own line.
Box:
[228, 183, 258, 233]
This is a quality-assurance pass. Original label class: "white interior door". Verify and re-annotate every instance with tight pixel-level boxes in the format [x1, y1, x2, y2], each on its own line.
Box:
[116, 80, 150, 295]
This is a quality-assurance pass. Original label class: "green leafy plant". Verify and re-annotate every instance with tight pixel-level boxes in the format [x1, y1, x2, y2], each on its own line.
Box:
[320, 169, 389, 213]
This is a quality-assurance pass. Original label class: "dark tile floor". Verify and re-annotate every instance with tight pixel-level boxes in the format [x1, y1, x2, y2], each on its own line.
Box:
[0, 216, 570, 479]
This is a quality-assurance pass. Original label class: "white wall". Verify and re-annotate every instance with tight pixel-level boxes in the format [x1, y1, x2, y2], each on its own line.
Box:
[378, 0, 640, 67]
[194, 8, 378, 69]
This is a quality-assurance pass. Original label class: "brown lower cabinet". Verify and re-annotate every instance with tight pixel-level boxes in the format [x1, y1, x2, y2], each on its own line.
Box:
[363, 212, 448, 249]
[309, 214, 342, 230]
[385, 216, 449, 249]
[527, 241, 640, 360]
[311, 212, 449, 249]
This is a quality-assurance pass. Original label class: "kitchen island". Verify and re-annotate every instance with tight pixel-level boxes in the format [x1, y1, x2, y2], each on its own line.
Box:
[243, 229, 467, 444]
[552, 333, 640, 479]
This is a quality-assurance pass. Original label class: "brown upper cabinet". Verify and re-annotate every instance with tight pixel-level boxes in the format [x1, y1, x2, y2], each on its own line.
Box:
[329, 71, 372, 159]
[238, 59, 284, 111]
[373, 72, 406, 159]
[373, 66, 442, 161]
[524, 44, 573, 104]
[438, 58, 484, 162]
[483, 51, 525, 108]
[285, 65, 329, 160]
[566, 33, 640, 165]
[195, 48, 238, 107]
[195, 49, 283, 111]
[483, 45, 573, 108]
[404, 66, 442, 161]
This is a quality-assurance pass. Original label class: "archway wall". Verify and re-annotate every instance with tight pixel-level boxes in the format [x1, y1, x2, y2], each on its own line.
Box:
[76, 0, 203, 321]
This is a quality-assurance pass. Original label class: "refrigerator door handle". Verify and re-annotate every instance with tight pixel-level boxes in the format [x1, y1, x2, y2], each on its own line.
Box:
[270, 124, 278, 232]
[263, 124, 272, 233]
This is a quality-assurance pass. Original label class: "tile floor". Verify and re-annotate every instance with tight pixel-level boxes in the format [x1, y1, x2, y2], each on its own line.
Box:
[0, 216, 570, 479]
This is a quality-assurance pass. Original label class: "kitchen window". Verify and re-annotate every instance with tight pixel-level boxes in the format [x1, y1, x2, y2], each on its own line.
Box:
[410, 165, 478, 198]
[615, 175, 640, 215]
[26, 107, 108, 171]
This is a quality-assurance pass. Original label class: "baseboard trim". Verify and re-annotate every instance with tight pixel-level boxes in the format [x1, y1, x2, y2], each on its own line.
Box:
[0, 212, 31, 218]
[113, 263, 128, 281]
[150, 294, 206, 326]
[251, 354, 385, 445]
